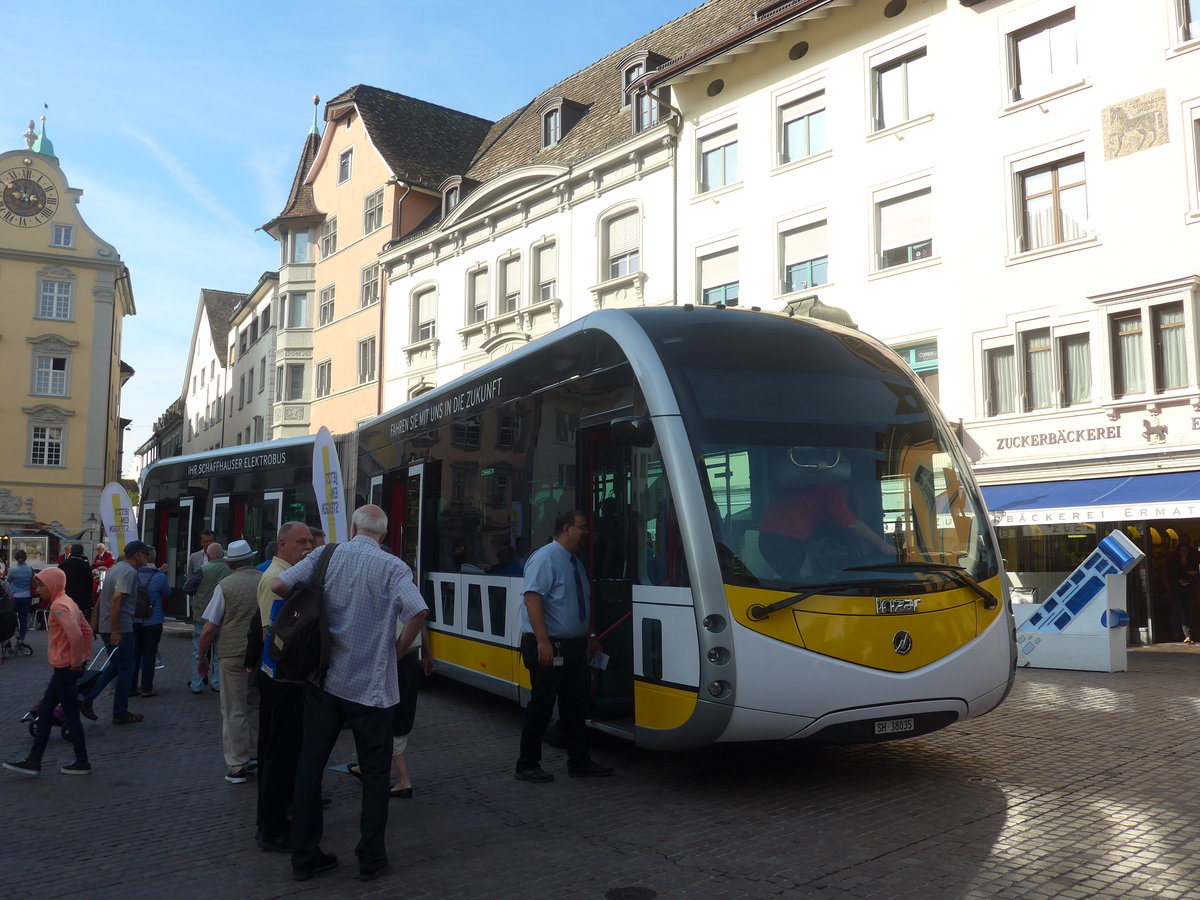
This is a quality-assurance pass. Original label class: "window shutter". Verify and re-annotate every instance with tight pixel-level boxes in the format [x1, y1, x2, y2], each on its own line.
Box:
[607, 211, 640, 257]
[879, 190, 931, 250]
[537, 243, 558, 280]
[503, 257, 521, 292]
[782, 222, 827, 264]
[699, 248, 739, 289]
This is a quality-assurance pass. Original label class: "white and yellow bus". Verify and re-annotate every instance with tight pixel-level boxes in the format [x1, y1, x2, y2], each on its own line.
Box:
[356, 306, 1016, 749]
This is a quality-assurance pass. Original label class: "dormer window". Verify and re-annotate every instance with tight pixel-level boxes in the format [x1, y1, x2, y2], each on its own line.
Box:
[543, 109, 562, 147]
[618, 50, 668, 134]
[440, 176, 472, 219]
[538, 98, 587, 149]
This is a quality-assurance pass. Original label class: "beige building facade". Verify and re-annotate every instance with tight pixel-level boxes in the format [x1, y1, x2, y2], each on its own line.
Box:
[0, 121, 135, 552]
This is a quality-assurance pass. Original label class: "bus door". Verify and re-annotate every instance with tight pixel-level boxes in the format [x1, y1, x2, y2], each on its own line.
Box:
[582, 424, 636, 726]
[142, 497, 195, 619]
[212, 496, 231, 545]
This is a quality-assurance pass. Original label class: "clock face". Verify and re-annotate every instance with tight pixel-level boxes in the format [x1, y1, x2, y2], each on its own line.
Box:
[1, 165, 58, 227]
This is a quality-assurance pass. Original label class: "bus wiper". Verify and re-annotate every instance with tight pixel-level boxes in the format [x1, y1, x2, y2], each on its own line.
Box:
[843, 563, 998, 609]
[746, 580, 908, 621]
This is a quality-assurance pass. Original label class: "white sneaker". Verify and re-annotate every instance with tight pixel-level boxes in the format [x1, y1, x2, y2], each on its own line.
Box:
[225, 767, 249, 784]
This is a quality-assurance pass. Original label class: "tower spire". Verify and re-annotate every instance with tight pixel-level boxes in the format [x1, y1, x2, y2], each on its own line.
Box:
[311, 95, 321, 136]
[32, 106, 56, 159]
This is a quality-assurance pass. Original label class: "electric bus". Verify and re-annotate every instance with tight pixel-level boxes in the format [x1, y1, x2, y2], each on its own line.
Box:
[356, 306, 1016, 749]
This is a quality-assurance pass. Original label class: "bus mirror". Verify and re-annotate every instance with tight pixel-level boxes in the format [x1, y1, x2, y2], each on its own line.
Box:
[611, 416, 655, 447]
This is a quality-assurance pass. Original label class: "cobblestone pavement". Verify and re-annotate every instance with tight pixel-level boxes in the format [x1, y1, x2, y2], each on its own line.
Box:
[3, 627, 1200, 899]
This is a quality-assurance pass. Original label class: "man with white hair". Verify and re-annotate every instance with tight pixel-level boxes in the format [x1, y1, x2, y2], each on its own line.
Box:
[272, 504, 427, 884]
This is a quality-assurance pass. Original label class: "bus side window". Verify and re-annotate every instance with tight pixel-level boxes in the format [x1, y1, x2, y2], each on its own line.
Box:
[641, 617, 663, 681]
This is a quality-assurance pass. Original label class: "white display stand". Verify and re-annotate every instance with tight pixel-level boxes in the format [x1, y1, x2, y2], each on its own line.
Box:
[1012, 531, 1143, 673]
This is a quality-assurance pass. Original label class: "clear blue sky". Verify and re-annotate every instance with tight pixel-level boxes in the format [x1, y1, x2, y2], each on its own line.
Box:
[7, 0, 701, 464]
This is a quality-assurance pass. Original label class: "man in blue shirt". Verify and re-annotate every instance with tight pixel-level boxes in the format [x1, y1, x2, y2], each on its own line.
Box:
[514, 510, 613, 783]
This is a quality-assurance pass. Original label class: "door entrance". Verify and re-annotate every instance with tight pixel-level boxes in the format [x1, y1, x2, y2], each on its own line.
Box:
[582, 425, 635, 726]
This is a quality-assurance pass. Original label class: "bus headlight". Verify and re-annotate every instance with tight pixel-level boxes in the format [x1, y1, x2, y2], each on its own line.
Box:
[707, 680, 730, 698]
[703, 614, 726, 633]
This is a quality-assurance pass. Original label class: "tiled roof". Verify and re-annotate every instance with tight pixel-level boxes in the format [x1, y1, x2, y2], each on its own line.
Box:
[328, 84, 494, 193]
[200, 289, 247, 367]
[464, 0, 764, 183]
[264, 132, 322, 231]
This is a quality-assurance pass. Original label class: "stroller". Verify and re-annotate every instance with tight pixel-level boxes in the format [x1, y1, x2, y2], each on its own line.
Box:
[0, 607, 32, 660]
[19, 643, 114, 742]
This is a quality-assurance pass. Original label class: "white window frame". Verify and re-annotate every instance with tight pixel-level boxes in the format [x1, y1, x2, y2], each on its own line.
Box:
[320, 216, 338, 259]
[360, 263, 380, 309]
[867, 34, 930, 134]
[315, 359, 332, 399]
[778, 209, 830, 296]
[1005, 137, 1094, 262]
[697, 244, 740, 307]
[1005, 6, 1079, 106]
[283, 363, 305, 402]
[357, 336, 377, 386]
[498, 254, 521, 315]
[29, 423, 65, 467]
[776, 83, 827, 167]
[870, 173, 935, 275]
[698, 125, 739, 194]
[338, 148, 353, 184]
[601, 206, 642, 280]
[50, 223, 74, 248]
[533, 239, 558, 303]
[411, 285, 438, 343]
[467, 266, 489, 324]
[37, 277, 73, 320]
[1185, 97, 1200, 222]
[289, 227, 315, 264]
[318, 284, 335, 327]
[286, 292, 311, 330]
[543, 108, 561, 148]
[363, 188, 384, 234]
[32, 354, 70, 397]
[1090, 279, 1200, 408]
[1170, 0, 1200, 47]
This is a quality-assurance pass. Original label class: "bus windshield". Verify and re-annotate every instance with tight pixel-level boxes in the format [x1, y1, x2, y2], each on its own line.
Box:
[676, 348, 996, 594]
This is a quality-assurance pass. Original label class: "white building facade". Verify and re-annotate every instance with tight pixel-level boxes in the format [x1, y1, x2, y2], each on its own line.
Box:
[649, 0, 1200, 640]
[225, 272, 278, 446]
[181, 289, 243, 455]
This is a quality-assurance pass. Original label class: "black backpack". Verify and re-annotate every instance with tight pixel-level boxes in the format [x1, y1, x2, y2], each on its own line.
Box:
[134, 568, 154, 619]
[267, 544, 337, 683]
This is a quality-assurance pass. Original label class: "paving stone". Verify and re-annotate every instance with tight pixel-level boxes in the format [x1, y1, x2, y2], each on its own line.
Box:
[4, 633, 1200, 897]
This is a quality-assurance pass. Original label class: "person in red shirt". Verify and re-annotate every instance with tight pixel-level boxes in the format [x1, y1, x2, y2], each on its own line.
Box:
[759, 447, 894, 580]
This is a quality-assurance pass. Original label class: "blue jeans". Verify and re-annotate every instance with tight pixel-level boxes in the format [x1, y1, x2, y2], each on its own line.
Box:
[191, 623, 219, 690]
[13, 597, 31, 641]
[31, 667, 88, 765]
[85, 633, 135, 719]
[291, 685, 393, 873]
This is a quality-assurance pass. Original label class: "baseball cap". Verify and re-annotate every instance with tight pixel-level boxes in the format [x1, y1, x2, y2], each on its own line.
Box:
[124, 540, 153, 557]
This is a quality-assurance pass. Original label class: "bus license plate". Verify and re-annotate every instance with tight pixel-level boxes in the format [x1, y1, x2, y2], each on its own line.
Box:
[874, 717, 915, 735]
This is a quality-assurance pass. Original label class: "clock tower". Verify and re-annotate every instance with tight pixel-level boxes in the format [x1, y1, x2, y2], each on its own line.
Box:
[0, 117, 136, 559]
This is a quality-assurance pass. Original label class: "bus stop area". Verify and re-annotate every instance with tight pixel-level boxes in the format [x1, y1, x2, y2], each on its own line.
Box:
[3, 628, 1200, 899]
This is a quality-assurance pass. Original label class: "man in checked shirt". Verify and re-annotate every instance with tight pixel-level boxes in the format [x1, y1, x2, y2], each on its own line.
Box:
[271, 504, 427, 884]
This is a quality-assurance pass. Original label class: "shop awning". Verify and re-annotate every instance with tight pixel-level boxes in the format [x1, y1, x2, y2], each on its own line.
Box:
[982, 471, 1200, 526]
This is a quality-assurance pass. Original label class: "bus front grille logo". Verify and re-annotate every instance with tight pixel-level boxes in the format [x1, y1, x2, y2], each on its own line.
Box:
[893, 631, 913, 655]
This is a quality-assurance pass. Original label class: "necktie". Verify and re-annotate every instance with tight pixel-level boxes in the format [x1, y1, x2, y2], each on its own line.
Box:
[572, 556, 587, 622]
